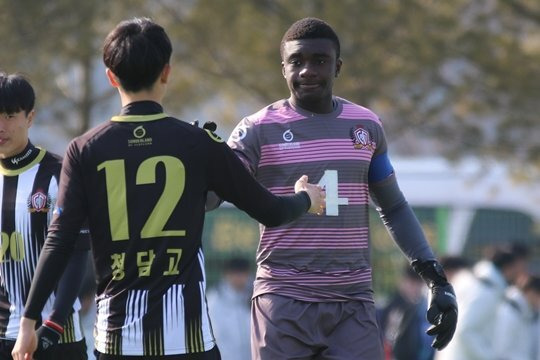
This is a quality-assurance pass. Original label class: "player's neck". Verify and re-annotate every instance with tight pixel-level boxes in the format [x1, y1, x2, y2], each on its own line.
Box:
[119, 91, 164, 107]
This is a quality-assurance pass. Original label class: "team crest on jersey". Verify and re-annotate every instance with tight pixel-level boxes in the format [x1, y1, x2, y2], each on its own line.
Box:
[350, 126, 375, 150]
[28, 191, 51, 213]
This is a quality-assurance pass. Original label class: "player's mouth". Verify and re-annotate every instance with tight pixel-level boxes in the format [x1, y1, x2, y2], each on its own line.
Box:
[0, 138, 9, 145]
[299, 83, 320, 89]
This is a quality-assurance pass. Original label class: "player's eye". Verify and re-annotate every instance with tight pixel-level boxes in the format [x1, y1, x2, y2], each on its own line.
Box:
[0, 113, 15, 120]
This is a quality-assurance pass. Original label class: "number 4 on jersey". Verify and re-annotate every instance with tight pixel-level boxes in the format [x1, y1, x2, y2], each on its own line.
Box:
[317, 170, 348, 216]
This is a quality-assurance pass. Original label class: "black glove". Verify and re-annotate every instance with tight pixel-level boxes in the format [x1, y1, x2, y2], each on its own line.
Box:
[412, 259, 458, 351]
[34, 321, 62, 357]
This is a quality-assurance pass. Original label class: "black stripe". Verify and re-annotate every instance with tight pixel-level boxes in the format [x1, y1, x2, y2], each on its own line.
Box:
[143, 292, 164, 355]
[0, 175, 18, 337]
[183, 265, 204, 353]
[26, 156, 54, 306]
[1, 176, 18, 236]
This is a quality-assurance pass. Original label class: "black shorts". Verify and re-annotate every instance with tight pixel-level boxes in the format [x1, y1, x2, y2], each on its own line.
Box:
[0, 338, 87, 360]
[95, 345, 221, 360]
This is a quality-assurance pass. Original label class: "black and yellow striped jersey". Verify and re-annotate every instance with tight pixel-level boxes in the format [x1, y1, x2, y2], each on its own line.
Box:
[0, 143, 85, 343]
[25, 101, 310, 356]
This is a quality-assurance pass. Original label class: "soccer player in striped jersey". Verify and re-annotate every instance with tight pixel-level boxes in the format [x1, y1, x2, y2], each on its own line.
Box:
[227, 17, 458, 360]
[0, 73, 89, 359]
[12, 18, 324, 360]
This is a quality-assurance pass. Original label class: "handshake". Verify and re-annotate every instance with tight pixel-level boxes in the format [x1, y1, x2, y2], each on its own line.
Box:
[192, 120, 326, 216]
[294, 175, 326, 215]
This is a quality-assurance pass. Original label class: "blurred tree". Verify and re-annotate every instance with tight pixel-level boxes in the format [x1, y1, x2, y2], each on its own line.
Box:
[1, 0, 539, 169]
[154, 0, 540, 169]
[0, 0, 153, 140]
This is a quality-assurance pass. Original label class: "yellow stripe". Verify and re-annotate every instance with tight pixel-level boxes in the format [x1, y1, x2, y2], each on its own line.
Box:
[110, 113, 168, 122]
[204, 129, 223, 143]
[0, 148, 46, 176]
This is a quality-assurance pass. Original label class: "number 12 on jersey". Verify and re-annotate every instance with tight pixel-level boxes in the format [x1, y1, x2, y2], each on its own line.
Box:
[317, 170, 348, 216]
[98, 156, 186, 241]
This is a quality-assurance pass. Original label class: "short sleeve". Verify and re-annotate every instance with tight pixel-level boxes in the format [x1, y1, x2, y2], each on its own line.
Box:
[227, 117, 261, 174]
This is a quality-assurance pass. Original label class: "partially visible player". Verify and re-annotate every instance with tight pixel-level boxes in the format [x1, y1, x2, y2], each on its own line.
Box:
[228, 17, 457, 359]
[12, 18, 324, 360]
[0, 73, 89, 359]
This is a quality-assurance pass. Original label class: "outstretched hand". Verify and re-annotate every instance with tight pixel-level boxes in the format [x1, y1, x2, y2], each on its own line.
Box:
[294, 175, 326, 215]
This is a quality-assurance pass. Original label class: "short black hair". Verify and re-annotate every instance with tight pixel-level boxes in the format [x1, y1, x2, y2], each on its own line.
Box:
[403, 265, 422, 282]
[223, 257, 250, 273]
[103, 17, 172, 92]
[488, 245, 519, 270]
[0, 73, 35, 115]
[280, 17, 340, 59]
[439, 255, 471, 272]
[523, 275, 540, 293]
[509, 242, 530, 260]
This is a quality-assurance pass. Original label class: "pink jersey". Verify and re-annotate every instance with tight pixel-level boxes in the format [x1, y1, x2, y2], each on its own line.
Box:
[228, 97, 387, 302]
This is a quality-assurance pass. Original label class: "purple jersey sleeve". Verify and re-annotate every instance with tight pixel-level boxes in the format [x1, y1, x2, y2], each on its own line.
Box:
[227, 116, 261, 174]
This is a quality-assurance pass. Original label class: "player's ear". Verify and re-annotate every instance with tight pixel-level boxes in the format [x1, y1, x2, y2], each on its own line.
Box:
[26, 110, 35, 128]
[160, 64, 171, 84]
[106, 68, 120, 88]
[281, 61, 286, 78]
[335, 58, 342, 77]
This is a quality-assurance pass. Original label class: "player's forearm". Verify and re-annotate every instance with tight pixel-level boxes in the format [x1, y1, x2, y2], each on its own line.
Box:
[23, 236, 74, 321]
[370, 175, 434, 261]
[210, 141, 310, 226]
[260, 191, 311, 227]
[380, 202, 435, 261]
[48, 248, 89, 325]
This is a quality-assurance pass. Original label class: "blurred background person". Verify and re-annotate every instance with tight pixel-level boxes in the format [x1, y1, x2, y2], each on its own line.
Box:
[207, 257, 252, 360]
[378, 265, 434, 360]
[436, 244, 530, 360]
[438, 255, 471, 284]
[493, 274, 540, 360]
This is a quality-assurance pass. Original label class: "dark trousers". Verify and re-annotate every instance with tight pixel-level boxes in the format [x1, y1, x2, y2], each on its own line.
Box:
[0, 338, 87, 360]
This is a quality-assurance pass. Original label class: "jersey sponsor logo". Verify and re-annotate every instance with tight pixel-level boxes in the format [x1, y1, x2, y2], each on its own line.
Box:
[128, 125, 153, 147]
[282, 129, 294, 142]
[350, 126, 375, 151]
[10, 148, 33, 165]
[27, 191, 51, 213]
[278, 142, 300, 150]
[134, 125, 146, 139]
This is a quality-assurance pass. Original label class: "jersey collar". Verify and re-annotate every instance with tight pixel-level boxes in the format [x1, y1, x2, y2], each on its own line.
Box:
[111, 101, 168, 122]
[0, 145, 46, 176]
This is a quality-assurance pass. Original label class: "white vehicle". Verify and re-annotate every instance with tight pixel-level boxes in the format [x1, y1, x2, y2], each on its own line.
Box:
[393, 157, 540, 256]
[201, 157, 540, 288]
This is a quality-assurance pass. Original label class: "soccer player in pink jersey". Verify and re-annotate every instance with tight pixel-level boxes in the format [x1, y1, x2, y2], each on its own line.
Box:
[228, 17, 458, 359]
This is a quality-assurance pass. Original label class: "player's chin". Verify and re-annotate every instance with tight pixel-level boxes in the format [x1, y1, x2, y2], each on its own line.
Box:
[294, 90, 325, 104]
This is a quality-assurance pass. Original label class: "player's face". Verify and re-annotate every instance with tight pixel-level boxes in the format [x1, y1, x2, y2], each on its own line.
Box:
[0, 110, 33, 158]
[281, 38, 342, 114]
